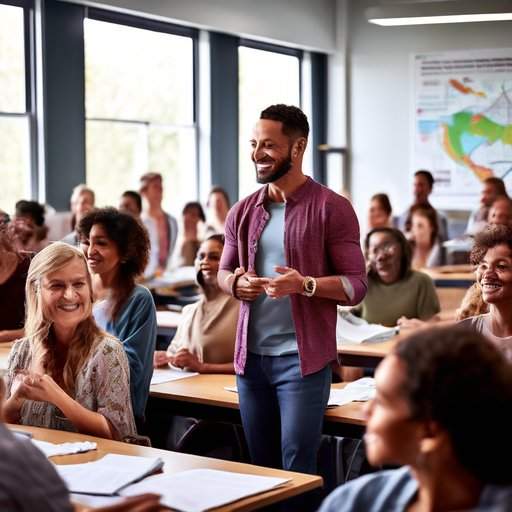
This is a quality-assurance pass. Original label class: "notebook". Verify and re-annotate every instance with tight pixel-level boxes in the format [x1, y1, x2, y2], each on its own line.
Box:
[336, 312, 398, 345]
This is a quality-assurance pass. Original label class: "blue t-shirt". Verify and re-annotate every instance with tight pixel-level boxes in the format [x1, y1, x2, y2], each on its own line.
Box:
[319, 466, 512, 512]
[248, 202, 298, 356]
[93, 285, 156, 420]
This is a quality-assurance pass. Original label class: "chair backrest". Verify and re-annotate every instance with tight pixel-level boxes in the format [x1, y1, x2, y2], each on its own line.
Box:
[176, 420, 248, 462]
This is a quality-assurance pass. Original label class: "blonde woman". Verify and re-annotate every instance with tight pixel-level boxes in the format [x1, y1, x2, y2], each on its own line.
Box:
[4, 242, 136, 440]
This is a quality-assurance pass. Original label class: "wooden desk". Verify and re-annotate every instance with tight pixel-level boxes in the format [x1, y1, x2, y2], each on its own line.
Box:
[337, 338, 397, 368]
[150, 374, 366, 438]
[11, 424, 322, 512]
[156, 310, 183, 337]
[421, 265, 475, 288]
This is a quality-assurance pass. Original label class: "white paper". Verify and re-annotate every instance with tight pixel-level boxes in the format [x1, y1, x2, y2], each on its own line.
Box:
[70, 494, 126, 508]
[32, 439, 97, 458]
[328, 378, 376, 407]
[151, 367, 199, 385]
[337, 312, 397, 345]
[155, 310, 183, 328]
[56, 453, 164, 495]
[120, 469, 289, 512]
[223, 386, 238, 393]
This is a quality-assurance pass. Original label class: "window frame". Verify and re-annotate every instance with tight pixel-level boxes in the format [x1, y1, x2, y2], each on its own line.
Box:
[84, 8, 200, 210]
[0, 0, 37, 208]
[238, 38, 303, 105]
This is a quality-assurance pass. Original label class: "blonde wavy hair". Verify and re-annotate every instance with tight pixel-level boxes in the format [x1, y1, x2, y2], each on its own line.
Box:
[25, 242, 103, 394]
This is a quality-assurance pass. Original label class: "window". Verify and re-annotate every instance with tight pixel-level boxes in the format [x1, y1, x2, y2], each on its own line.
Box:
[238, 45, 301, 199]
[84, 16, 197, 215]
[0, 2, 32, 214]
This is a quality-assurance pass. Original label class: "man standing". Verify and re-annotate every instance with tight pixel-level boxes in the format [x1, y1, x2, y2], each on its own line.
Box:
[139, 172, 178, 274]
[398, 170, 448, 241]
[218, 104, 367, 474]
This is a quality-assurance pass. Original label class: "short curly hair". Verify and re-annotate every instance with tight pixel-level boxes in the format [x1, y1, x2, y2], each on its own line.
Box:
[78, 208, 150, 320]
[260, 104, 309, 139]
[470, 224, 512, 265]
[395, 325, 512, 484]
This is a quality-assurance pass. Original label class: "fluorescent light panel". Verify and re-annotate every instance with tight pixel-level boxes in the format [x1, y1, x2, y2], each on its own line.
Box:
[370, 13, 512, 26]
[366, 1, 512, 26]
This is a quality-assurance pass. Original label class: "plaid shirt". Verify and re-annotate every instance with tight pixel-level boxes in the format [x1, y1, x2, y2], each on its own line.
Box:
[220, 177, 367, 376]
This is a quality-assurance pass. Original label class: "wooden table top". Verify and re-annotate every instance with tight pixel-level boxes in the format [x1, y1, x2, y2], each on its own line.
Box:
[421, 265, 475, 285]
[10, 424, 322, 512]
[337, 338, 397, 360]
[151, 374, 367, 427]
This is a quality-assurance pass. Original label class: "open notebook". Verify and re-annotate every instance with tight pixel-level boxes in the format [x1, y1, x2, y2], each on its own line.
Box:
[337, 311, 398, 345]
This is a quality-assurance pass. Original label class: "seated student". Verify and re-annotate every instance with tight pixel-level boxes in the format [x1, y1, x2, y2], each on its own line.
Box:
[0, 373, 161, 511]
[360, 228, 440, 327]
[397, 170, 447, 242]
[459, 224, 512, 360]
[139, 172, 178, 274]
[13, 200, 48, 252]
[174, 201, 206, 268]
[367, 193, 392, 231]
[487, 195, 512, 228]
[409, 205, 444, 269]
[119, 190, 158, 278]
[466, 176, 508, 235]
[78, 208, 156, 427]
[154, 235, 239, 373]
[320, 325, 512, 512]
[4, 242, 136, 440]
[61, 184, 95, 247]
[0, 225, 31, 342]
[205, 186, 231, 236]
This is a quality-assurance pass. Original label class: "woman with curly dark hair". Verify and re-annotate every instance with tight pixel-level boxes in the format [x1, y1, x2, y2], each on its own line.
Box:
[459, 224, 512, 360]
[78, 208, 156, 427]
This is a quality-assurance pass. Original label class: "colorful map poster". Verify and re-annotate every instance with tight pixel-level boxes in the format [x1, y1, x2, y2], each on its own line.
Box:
[413, 49, 512, 208]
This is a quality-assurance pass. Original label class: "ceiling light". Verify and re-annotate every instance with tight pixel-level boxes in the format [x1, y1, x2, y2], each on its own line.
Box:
[366, 1, 512, 26]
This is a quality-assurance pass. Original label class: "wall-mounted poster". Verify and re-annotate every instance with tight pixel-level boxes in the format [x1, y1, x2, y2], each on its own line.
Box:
[413, 48, 512, 209]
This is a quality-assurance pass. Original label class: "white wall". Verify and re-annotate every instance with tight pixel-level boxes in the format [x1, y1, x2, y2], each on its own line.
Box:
[59, 0, 337, 53]
[346, 0, 512, 233]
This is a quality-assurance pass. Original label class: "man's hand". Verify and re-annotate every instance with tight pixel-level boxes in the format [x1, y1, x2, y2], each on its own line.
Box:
[264, 266, 304, 299]
[169, 348, 203, 372]
[234, 268, 268, 301]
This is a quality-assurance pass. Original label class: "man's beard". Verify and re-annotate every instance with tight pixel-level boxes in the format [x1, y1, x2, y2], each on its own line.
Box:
[255, 153, 293, 184]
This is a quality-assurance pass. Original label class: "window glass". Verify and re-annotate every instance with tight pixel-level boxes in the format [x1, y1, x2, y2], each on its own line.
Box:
[238, 46, 300, 199]
[0, 4, 30, 214]
[84, 18, 196, 215]
[84, 19, 193, 124]
[0, 117, 30, 214]
[0, 4, 25, 113]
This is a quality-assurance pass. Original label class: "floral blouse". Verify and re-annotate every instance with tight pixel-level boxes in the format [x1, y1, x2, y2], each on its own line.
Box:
[6, 335, 137, 440]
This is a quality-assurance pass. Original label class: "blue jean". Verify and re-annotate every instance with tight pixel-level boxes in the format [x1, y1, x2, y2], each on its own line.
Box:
[237, 352, 331, 475]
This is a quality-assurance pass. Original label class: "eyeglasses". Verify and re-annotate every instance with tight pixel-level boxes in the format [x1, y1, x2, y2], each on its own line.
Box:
[368, 242, 399, 258]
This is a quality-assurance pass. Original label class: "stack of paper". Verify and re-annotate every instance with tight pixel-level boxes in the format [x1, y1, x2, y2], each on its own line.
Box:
[120, 469, 290, 512]
[56, 454, 164, 495]
[337, 312, 398, 345]
[150, 367, 199, 385]
[32, 439, 97, 458]
[328, 377, 375, 407]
